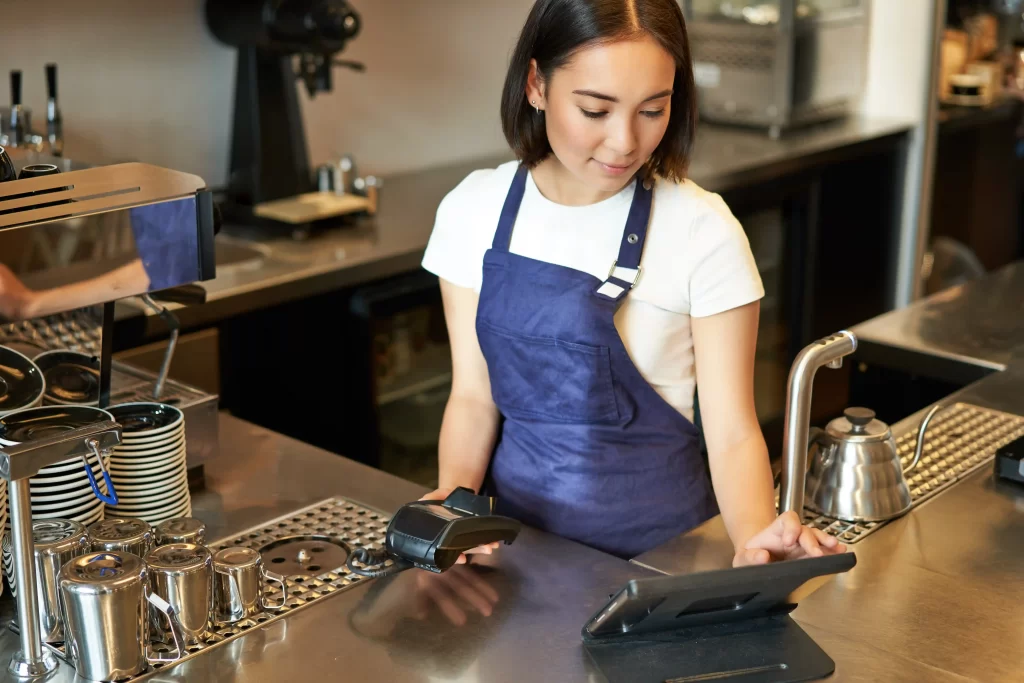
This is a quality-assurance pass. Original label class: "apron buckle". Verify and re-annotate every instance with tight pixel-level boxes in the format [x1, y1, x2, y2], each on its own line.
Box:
[607, 262, 641, 287]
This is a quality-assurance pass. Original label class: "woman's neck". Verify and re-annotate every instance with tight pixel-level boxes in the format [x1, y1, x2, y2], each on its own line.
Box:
[530, 157, 630, 206]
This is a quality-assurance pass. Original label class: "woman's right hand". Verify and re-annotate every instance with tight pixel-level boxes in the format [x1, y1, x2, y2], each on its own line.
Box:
[420, 486, 502, 565]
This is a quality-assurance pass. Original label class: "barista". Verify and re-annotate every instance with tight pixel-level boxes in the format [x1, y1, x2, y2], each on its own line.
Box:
[420, 0, 845, 565]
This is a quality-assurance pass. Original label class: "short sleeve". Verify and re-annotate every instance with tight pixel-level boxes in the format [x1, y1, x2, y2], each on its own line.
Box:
[420, 170, 493, 292]
[687, 195, 764, 318]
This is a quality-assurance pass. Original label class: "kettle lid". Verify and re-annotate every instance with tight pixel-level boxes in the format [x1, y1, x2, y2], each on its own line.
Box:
[826, 407, 891, 442]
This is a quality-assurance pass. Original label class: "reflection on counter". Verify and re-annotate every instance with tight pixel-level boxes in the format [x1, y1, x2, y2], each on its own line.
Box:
[349, 563, 517, 679]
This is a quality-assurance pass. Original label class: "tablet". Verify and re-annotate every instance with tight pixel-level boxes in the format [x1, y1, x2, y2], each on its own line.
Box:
[583, 552, 856, 640]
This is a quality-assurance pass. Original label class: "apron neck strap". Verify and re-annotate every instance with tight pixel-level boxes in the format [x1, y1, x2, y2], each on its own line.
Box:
[492, 166, 656, 302]
[596, 175, 654, 301]
[491, 165, 529, 251]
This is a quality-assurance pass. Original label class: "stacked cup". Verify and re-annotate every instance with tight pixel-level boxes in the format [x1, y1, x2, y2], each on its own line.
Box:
[105, 403, 191, 523]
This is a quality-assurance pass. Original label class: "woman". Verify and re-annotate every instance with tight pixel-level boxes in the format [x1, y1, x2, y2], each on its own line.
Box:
[421, 0, 844, 565]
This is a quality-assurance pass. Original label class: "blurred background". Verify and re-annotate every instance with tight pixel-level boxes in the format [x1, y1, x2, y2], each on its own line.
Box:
[2, 0, 1022, 486]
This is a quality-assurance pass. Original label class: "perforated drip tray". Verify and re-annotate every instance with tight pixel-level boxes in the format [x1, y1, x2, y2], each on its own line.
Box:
[27, 496, 393, 680]
[800, 402, 1024, 544]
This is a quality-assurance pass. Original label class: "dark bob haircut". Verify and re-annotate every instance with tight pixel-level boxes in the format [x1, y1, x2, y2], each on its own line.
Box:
[500, 0, 698, 182]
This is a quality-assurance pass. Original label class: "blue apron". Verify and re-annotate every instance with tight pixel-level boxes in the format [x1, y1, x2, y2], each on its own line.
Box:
[476, 165, 718, 559]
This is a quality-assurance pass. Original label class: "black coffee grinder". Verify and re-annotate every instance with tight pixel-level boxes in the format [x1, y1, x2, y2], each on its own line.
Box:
[205, 0, 365, 235]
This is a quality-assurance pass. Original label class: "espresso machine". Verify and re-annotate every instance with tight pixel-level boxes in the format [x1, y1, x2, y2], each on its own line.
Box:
[205, 0, 375, 236]
[0, 157, 216, 677]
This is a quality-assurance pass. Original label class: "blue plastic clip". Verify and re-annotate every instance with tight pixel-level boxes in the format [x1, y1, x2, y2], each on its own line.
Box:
[82, 439, 119, 506]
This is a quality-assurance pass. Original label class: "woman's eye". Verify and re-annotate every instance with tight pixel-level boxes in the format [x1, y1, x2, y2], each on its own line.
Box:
[641, 109, 666, 119]
[580, 109, 607, 119]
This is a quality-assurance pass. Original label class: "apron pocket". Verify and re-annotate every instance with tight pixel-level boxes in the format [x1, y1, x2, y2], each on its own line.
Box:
[477, 319, 620, 424]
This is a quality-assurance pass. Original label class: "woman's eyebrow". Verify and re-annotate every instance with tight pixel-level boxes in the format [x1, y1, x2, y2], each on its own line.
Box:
[572, 88, 673, 103]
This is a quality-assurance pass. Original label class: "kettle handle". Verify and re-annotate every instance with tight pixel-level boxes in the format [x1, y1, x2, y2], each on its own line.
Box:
[774, 427, 826, 491]
[808, 427, 837, 470]
[145, 588, 187, 663]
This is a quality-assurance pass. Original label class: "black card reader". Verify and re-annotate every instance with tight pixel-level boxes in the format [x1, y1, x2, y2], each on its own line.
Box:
[995, 434, 1024, 485]
[347, 487, 521, 576]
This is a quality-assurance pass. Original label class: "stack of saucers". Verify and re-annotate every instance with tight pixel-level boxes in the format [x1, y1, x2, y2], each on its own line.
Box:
[0, 405, 112, 527]
[105, 403, 191, 524]
[0, 483, 6, 597]
[2, 534, 12, 596]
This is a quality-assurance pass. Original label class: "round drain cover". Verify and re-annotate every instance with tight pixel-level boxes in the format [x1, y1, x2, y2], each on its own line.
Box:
[258, 535, 350, 577]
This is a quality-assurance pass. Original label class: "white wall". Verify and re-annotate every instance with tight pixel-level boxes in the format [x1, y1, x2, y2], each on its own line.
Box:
[857, 0, 942, 306]
[0, 0, 534, 185]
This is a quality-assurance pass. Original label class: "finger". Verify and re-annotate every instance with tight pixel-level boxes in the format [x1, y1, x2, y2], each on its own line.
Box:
[798, 528, 823, 558]
[455, 554, 467, 564]
[464, 545, 494, 555]
[779, 512, 803, 547]
[418, 487, 454, 502]
[812, 533, 846, 555]
[733, 548, 771, 567]
[811, 528, 840, 549]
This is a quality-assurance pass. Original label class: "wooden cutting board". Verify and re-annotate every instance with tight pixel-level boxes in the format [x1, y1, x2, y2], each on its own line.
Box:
[253, 191, 374, 224]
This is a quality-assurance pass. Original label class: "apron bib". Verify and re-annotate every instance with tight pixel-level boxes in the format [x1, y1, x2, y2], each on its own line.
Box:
[476, 165, 717, 558]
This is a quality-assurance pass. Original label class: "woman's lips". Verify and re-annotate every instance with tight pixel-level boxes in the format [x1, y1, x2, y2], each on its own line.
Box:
[594, 160, 633, 175]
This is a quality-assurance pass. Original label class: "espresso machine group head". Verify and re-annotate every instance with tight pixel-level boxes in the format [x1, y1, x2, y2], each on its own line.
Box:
[205, 0, 364, 231]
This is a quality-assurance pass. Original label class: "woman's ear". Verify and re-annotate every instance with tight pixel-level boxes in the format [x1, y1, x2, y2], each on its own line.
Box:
[525, 59, 546, 112]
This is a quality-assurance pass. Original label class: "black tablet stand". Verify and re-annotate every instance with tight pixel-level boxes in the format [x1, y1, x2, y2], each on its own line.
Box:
[581, 553, 857, 683]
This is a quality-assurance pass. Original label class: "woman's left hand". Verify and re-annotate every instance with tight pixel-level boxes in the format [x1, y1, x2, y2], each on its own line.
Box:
[732, 510, 846, 567]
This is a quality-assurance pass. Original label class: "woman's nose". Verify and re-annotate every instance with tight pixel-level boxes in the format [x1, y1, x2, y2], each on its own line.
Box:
[605, 117, 638, 157]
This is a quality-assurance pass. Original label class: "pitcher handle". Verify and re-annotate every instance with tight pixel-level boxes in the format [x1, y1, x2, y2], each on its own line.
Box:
[905, 404, 946, 475]
[260, 568, 288, 611]
[145, 589, 187, 663]
[82, 438, 119, 506]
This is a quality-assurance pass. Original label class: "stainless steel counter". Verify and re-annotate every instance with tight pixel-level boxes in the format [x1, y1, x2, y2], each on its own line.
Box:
[0, 399, 1014, 681]
[0, 414, 659, 682]
[118, 115, 911, 336]
[0, 409, 1005, 683]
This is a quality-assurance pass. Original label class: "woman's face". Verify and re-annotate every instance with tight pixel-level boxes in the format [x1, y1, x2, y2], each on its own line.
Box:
[528, 34, 676, 196]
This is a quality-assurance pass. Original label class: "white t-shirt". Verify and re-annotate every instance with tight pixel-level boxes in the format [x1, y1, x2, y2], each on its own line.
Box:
[421, 161, 764, 422]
